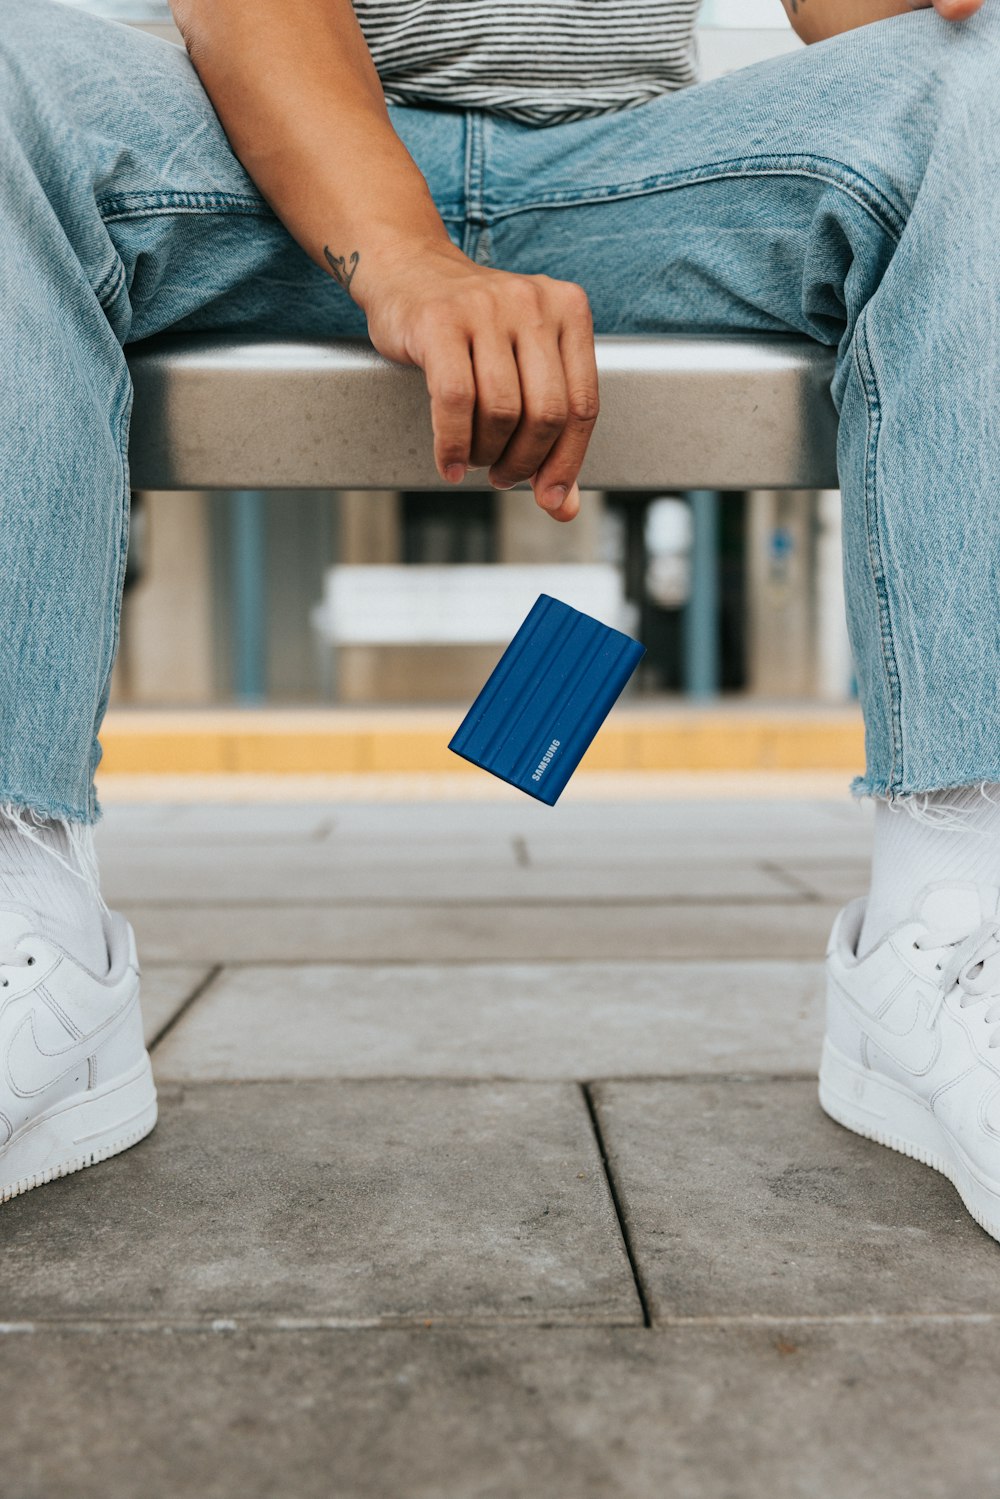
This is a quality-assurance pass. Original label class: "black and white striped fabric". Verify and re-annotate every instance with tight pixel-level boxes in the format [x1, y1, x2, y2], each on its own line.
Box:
[354, 0, 703, 125]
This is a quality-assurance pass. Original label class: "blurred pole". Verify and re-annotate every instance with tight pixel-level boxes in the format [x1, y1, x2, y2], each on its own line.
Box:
[230, 489, 267, 704]
[815, 488, 855, 701]
[682, 489, 720, 699]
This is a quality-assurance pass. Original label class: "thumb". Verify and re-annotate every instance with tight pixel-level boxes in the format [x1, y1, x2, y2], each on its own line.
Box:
[929, 0, 985, 15]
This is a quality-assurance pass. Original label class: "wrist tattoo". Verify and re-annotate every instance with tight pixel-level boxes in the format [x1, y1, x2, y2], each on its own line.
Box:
[323, 247, 360, 291]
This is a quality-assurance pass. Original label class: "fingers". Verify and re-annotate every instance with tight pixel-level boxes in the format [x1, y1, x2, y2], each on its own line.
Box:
[916, 0, 983, 15]
[424, 334, 477, 482]
[532, 290, 599, 515]
[419, 275, 598, 518]
[488, 325, 569, 490]
[469, 334, 522, 469]
[534, 479, 581, 524]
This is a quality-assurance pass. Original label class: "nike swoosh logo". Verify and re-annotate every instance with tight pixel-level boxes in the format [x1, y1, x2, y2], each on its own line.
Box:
[831, 973, 941, 1076]
[5, 1001, 132, 1099]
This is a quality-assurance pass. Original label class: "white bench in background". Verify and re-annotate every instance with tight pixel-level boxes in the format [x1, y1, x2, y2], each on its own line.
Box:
[310, 564, 637, 652]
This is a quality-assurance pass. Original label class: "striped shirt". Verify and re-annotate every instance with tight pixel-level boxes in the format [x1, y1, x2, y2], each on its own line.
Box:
[354, 1, 702, 125]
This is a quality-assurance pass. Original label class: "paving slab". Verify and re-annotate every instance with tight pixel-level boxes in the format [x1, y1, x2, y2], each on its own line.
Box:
[289, 833, 522, 868]
[0, 1323, 996, 1499]
[770, 859, 872, 903]
[326, 797, 872, 840]
[152, 960, 824, 1081]
[124, 899, 840, 963]
[522, 829, 872, 866]
[0, 1082, 636, 1325]
[102, 829, 517, 868]
[140, 964, 215, 1045]
[593, 1079, 1000, 1321]
[97, 803, 336, 844]
[98, 842, 801, 903]
[97, 799, 873, 858]
[317, 827, 872, 869]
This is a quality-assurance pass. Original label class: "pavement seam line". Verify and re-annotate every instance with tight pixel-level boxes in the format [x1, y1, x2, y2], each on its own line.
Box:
[150, 1074, 821, 1088]
[116, 896, 815, 909]
[148, 964, 224, 1052]
[138, 956, 827, 970]
[511, 836, 531, 868]
[581, 1082, 653, 1330]
[3, 1312, 1000, 1335]
[756, 859, 822, 901]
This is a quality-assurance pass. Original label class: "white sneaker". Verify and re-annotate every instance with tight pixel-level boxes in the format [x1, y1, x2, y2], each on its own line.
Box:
[820, 883, 1000, 1242]
[0, 908, 156, 1202]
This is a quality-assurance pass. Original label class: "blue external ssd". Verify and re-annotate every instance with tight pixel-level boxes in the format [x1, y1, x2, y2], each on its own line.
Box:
[448, 594, 645, 806]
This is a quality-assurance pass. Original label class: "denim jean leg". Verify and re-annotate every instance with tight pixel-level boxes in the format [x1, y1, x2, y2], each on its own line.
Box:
[0, 1, 464, 822]
[835, 22, 1000, 798]
[0, 4, 281, 821]
[486, 8, 1000, 799]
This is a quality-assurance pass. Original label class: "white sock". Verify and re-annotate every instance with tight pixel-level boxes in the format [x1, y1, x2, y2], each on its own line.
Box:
[0, 812, 108, 974]
[859, 784, 1000, 957]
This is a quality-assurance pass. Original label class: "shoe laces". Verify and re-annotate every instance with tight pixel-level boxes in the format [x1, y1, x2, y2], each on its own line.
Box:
[0, 949, 35, 988]
[919, 918, 1000, 1044]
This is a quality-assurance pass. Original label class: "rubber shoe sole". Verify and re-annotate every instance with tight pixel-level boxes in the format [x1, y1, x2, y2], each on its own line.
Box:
[0, 1053, 157, 1203]
[819, 1035, 1000, 1245]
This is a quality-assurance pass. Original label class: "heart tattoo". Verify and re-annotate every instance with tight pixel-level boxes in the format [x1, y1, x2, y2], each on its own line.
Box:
[324, 247, 360, 291]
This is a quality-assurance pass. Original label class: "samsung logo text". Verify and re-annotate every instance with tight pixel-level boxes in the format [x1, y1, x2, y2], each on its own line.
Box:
[532, 739, 561, 782]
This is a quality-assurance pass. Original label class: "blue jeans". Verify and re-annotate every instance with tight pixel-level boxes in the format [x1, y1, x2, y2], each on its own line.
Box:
[1, 0, 998, 820]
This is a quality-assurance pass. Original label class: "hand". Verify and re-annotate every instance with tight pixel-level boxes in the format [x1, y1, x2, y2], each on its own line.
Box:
[359, 241, 599, 523]
[907, 0, 985, 15]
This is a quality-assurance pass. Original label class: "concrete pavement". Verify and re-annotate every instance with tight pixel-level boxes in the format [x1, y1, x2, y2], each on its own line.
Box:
[2, 795, 997, 1497]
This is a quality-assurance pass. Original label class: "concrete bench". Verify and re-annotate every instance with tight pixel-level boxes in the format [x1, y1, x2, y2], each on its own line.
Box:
[125, 333, 838, 493]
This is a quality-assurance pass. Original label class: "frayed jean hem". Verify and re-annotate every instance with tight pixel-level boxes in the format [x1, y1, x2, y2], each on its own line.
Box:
[0, 790, 100, 828]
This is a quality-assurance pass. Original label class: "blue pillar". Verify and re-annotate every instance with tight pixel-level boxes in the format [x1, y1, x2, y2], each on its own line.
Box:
[229, 490, 267, 704]
[682, 490, 720, 699]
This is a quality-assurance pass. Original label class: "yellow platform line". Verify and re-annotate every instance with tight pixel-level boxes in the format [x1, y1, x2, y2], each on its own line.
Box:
[97, 709, 865, 776]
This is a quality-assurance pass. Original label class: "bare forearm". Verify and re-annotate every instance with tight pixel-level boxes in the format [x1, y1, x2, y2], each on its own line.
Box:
[169, 0, 602, 520]
[169, 0, 459, 307]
